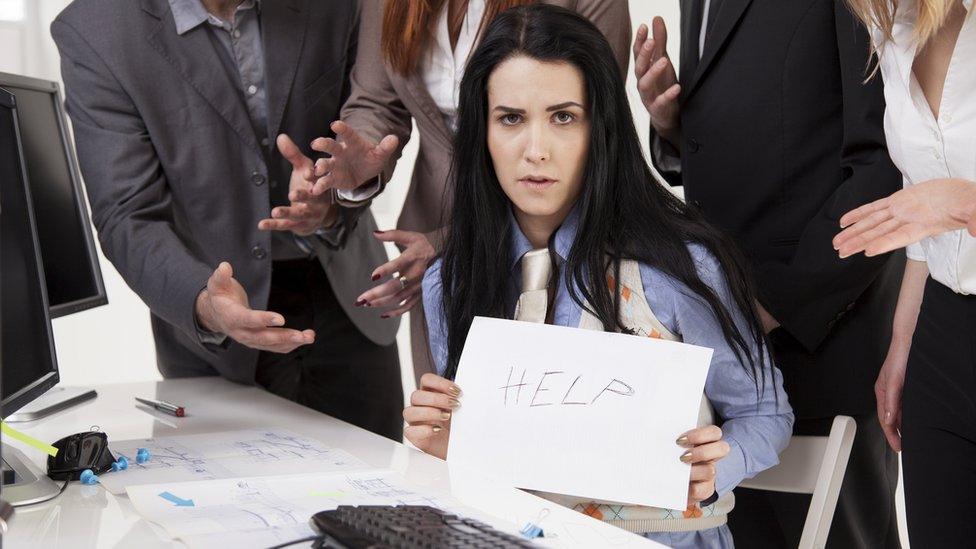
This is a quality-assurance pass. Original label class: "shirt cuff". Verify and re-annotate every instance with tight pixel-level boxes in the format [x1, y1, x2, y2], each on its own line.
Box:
[651, 134, 682, 174]
[335, 175, 382, 206]
[906, 241, 926, 262]
[714, 434, 747, 497]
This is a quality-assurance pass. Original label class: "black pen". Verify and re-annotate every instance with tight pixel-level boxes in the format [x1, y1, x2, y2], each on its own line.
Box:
[135, 397, 186, 417]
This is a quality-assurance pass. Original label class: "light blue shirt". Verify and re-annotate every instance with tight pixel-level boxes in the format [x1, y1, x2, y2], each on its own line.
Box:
[422, 206, 794, 548]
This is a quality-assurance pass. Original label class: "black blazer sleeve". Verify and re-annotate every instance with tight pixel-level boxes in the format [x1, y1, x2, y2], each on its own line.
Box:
[755, 0, 903, 353]
[648, 130, 684, 187]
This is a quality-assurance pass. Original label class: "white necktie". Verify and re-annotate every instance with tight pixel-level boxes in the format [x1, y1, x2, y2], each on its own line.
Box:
[514, 248, 552, 323]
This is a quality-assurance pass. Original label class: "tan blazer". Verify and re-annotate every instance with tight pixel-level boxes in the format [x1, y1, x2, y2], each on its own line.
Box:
[341, 0, 632, 380]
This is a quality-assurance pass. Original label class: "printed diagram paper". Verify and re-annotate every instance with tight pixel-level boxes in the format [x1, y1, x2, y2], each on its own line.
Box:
[126, 470, 474, 547]
[101, 429, 370, 494]
[447, 317, 713, 511]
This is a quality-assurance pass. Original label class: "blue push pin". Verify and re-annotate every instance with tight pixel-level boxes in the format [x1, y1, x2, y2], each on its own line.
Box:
[136, 448, 151, 464]
[110, 455, 130, 472]
[79, 469, 99, 485]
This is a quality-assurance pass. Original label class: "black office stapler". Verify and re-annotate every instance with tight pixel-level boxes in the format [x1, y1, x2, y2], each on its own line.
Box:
[47, 431, 116, 481]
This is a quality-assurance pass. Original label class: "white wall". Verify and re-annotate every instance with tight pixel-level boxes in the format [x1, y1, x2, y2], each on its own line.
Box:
[1, 0, 680, 389]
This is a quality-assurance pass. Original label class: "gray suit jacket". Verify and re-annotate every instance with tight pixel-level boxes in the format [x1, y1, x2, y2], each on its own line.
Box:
[52, 0, 399, 384]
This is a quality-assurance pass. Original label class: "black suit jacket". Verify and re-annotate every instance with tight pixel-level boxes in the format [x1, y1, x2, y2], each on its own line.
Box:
[52, 0, 398, 384]
[652, 0, 904, 418]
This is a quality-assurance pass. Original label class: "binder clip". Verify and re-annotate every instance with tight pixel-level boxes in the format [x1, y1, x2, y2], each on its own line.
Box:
[520, 508, 549, 539]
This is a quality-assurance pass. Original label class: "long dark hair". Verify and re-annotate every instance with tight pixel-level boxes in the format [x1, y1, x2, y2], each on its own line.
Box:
[439, 4, 770, 396]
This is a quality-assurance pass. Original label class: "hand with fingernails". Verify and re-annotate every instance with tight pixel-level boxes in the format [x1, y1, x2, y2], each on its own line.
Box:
[309, 121, 399, 193]
[355, 230, 435, 318]
[676, 425, 730, 506]
[257, 134, 336, 237]
[633, 18, 681, 149]
[403, 373, 461, 460]
[195, 262, 314, 353]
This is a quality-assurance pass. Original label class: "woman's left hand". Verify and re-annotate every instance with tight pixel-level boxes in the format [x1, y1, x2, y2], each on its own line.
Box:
[678, 425, 730, 506]
[833, 178, 976, 258]
[356, 230, 435, 318]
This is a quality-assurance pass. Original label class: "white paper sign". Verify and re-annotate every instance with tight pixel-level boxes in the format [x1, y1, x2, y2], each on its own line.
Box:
[447, 317, 713, 511]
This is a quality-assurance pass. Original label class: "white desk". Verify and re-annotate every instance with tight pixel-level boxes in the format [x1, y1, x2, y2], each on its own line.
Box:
[3, 377, 660, 548]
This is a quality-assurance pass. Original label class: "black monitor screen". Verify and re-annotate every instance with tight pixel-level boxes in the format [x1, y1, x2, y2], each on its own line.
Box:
[0, 93, 59, 416]
[0, 74, 106, 318]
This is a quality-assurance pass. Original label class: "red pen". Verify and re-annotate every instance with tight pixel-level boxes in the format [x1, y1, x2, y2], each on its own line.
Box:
[135, 397, 185, 417]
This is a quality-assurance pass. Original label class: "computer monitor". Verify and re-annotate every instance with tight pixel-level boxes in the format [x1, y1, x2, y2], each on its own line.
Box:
[0, 88, 62, 505]
[0, 72, 107, 318]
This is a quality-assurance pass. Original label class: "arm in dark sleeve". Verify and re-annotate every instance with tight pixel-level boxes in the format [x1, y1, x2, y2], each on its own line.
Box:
[338, 0, 412, 189]
[52, 19, 216, 349]
[649, 125, 684, 187]
[319, 1, 374, 246]
[755, 1, 903, 352]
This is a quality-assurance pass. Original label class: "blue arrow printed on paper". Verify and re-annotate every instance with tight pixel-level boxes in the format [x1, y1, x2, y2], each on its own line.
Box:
[158, 491, 195, 507]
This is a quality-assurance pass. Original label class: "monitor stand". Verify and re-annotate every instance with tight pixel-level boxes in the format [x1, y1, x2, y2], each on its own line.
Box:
[1, 445, 60, 506]
[3, 386, 97, 423]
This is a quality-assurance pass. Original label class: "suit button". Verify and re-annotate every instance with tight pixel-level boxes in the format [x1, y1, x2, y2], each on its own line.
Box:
[251, 245, 267, 260]
[269, 180, 278, 189]
[688, 138, 701, 153]
[251, 171, 266, 186]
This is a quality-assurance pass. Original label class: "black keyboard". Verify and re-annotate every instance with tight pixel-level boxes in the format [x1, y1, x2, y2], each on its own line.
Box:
[309, 505, 536, 548]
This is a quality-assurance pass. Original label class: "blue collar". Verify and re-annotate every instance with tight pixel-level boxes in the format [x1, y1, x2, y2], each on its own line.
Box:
[508, 203, 581, 270]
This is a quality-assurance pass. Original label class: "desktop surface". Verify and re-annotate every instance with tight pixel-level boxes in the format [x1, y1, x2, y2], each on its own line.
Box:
[2, 377, 660, 548]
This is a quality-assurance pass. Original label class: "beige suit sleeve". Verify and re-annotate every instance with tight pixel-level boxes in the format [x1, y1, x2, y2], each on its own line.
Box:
[339, 0, 413, 184]
[574, 0, 632, 79]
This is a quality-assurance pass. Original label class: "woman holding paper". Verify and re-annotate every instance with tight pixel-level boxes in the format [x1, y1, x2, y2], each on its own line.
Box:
[402, 5, 793, 548]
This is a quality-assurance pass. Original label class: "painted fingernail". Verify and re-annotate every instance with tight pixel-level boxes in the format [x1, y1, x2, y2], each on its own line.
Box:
[448, 398, 461, 409]
[432, 425, 443, 433]
[676, 436, 691, 447]
[440, 412, 451, 421]
[371, 274, 381, 281]
[355, 299, 367, 307]
[373, 230, 385, 235]
[380, 313, 390, 319]
[448, 385, 462, 397]
[680, 451, 694, 463]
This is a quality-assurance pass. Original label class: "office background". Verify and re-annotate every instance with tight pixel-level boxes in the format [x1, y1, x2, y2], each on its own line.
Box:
[0, 2, 908, 545]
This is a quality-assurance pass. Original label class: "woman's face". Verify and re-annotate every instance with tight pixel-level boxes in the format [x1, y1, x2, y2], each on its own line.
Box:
[486, 56, 590, 232]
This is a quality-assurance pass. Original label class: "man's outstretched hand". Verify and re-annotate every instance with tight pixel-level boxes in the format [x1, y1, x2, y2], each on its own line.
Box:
[195, 262, 314, 353]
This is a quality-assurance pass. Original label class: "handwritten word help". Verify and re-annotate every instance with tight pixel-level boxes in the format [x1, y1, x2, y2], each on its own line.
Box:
[499, 366, 636, 407]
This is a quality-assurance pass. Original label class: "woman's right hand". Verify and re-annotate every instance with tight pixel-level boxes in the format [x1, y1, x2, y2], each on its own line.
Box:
[403, 373, 462, 460]
[875, 341, 910, 451]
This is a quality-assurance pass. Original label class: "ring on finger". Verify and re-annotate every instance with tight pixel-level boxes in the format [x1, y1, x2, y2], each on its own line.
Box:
[398, 275, 409, 290]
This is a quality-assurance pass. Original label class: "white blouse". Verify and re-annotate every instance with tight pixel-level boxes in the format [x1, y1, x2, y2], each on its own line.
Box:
[872, 0, 976, 295]
[421, 0, 486, 132]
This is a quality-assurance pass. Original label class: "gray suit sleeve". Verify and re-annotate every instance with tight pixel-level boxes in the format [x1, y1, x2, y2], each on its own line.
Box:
[52, 19, 216, 349]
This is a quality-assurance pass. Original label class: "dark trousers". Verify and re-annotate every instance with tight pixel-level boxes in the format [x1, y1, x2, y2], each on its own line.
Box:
[727, 413, 900, 548]
[255, 258, 403, 441]
[900, 278, 976, 547]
